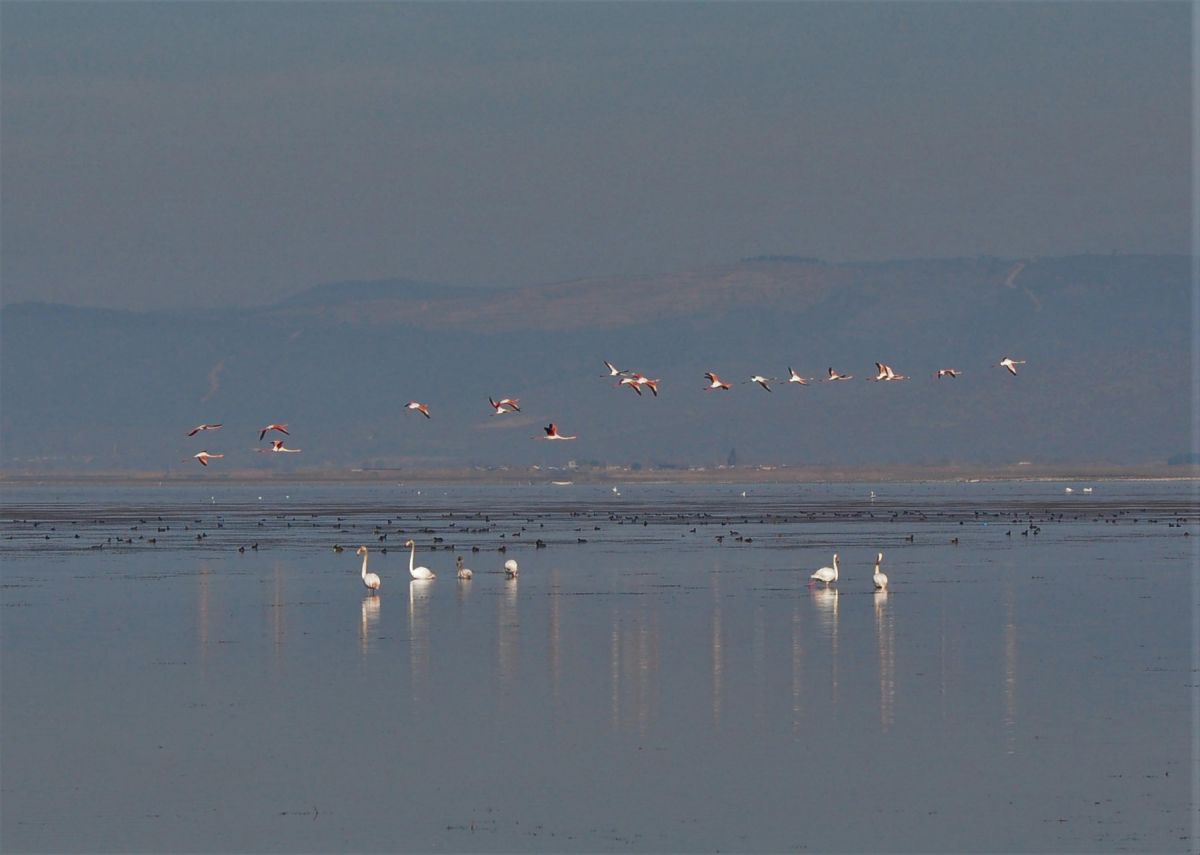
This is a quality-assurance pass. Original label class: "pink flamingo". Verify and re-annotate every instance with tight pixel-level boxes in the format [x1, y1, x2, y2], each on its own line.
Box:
[704, 372, 732, 391]
[187, 423, 223, 436]
[406, 402, 431, 419]
[259, 423, 289, 441]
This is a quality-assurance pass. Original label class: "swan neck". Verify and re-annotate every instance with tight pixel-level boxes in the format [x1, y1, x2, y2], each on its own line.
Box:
[360, 551, 369, 579]
[409, 542, 416, 573]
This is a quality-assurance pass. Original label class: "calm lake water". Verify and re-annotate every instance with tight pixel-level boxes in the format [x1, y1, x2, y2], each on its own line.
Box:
[1, 480, 1195, 853]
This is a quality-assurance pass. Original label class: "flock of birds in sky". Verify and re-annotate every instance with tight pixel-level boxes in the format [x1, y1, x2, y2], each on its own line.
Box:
[182, 356, 1029, 467]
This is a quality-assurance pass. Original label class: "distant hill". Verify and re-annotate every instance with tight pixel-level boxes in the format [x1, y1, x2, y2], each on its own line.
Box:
[0, 254, 1190, 474]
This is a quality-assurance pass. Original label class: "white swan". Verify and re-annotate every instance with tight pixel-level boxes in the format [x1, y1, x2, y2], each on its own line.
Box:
[810, 553, 839, 585]
[357, 545, 381, 593]
[404, 539, 436, 580]
[456, 555, 473, 580]
[873, 552, 888, 590]
[504, 559, 519, 578]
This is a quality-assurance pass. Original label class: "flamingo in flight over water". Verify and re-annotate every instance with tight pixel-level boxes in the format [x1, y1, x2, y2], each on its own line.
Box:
[619, 373, 659, 396]
[189, 451, 224, 466]
[704, 372, 732, 391]
[748, 375, 775, 392]
[934, 368, 961, 379]
[187, 423, 222, 436]
[604, 360, 633, 378]
[259, 423, 289, 441]
[826, 367, 853, 381]
[786, 367, 810, 385]
[539, 423, 577, 440]
[872, 362, 908, 381]
[999, 357, 1026, 375]
[406, 401, 431, 419]
[489, 397, 520, 414]
[258, 440, 301, 453]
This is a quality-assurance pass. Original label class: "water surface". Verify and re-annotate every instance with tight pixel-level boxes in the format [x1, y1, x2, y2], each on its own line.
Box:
[2, 480, 1195, 852]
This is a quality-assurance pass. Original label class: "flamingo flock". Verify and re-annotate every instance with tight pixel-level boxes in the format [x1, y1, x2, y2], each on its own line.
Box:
[183, 356, 1026, 465]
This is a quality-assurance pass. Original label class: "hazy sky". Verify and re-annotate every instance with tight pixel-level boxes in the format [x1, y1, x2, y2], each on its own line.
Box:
[1, 2, 1190, 309]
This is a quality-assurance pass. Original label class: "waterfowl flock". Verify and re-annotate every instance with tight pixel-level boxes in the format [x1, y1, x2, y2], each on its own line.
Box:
[184, 355, 1027, 466]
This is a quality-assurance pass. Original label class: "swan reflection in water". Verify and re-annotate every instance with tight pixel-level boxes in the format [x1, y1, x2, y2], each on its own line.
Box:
[811, 586, 840, 701]
[409, 579, 434, 695]
[874, 589, 895, 731]
[359, 594, 380, 655]
[498, 576, 519, 691]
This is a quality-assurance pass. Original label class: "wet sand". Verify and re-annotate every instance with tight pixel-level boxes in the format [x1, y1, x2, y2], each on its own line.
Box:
[2, 481, 1195, 852]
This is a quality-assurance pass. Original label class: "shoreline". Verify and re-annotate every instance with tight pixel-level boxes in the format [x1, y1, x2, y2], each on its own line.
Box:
[2, 463, 1196, 487]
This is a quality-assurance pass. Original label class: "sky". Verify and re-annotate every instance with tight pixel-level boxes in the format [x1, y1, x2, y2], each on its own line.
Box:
[0, 2, 1191, 310]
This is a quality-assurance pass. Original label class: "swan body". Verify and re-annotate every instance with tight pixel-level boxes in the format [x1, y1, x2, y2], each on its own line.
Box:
[504, 559, 519, 578]
[357, 545, 381, 593]
[811, 553, 839, 585]
[872, 552, 888, 590]
[404, 539, 435, 579]
[456, 555, 473, 580]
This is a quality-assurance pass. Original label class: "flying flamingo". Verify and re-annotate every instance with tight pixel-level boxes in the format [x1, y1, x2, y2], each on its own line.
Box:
[747, 375, 775, 392]
[934, 369, 962, 379]
[186, 423, 223, 436]
[489, 396, 521, 414]
[872, 362, 908, 381]
[538, 423, 577, 440]
[259, 423, 289, 441]
[406, 401, 431, 419]
[357, 545, 381, 593]
[786, 367, 810, 385]
[604, 360, 633, 378]
[999, 357, 1026, 375]
[189, 451, 224, 467]
[403, 539, 436, 580]
[257, 440, 301, 453]
[825, 367, 853, 381]
[619, 373, 659, 396]
[704, 372, 732, 391]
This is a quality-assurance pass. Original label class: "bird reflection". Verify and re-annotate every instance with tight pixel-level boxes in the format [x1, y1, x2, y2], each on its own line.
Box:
[711, 573, 724, 727]
[409, 579, 433, 697]
[608, 602, 660, 733]
[1003, 583, 1018, 754]
[359, 595, 380, 655]
[874, 590, 895, 732]
[498, 577, 519, 691]
[271, 561, 286, 676]
[791, 601, 805, 736]
[811, 586, 840, 701]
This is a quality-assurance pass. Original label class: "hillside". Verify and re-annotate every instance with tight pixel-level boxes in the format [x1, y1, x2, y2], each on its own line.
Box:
[0, 254, 1190, 473]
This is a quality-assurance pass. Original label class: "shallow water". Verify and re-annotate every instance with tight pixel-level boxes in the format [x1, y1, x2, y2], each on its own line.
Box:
[1, 480, 1195, 852]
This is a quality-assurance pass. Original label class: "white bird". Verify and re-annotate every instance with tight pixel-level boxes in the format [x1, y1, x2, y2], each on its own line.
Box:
[406, 401, 431, 419]
[872, 362, 908, 381]
[456, 555, 473, 580]
[489, 396, 521, 414]
[934, 368, 961, 379]
[999, 357, 1026, 376]
[187, 423, 223, 436]
[404, 539, 435, 579]
[873, 552, 888, 590]
[786, 367, 810, 385]
[357, 545, 381, 593]
[538, 423, 577, 440]
[825, 367, 853, 382]
[810, 553, 839, 585]
[748, 375, 775, 392]
[256, 439, 301, 453]
[504, 558, 519, 578]
[704, 371, 732, 391]
[189, 451, 224, 466]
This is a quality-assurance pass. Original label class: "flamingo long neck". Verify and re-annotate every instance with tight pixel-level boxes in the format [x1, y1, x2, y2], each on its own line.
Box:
[360, 551, 369, 580]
